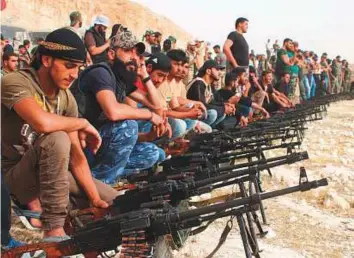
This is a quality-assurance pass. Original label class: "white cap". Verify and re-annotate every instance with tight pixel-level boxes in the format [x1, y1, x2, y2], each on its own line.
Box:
[93, 15, 110, 27]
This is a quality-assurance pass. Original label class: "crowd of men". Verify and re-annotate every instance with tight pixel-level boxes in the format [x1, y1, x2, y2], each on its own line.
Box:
[1, 12, 353, 250]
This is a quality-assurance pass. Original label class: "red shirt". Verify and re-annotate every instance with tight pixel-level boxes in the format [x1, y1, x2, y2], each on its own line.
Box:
[135, 78, 147, 93]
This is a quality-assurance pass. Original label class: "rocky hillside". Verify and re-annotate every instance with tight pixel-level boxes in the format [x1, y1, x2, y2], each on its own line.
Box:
[1, 0, 192, 46]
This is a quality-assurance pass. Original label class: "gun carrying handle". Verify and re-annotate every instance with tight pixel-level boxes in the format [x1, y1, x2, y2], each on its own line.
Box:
[64, 207, 110, 235]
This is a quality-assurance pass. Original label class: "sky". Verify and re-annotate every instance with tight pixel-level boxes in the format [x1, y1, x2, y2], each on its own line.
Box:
[132, 0, 354, 61]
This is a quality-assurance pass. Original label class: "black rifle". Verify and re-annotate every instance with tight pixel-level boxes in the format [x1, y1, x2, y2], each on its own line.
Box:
[2, 171, 328, 258]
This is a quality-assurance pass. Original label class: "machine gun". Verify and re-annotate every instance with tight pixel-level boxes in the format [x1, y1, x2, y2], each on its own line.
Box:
[2, 170, 328, 258]
[63, 151, 308, 238]
[129, 151, 309, 183]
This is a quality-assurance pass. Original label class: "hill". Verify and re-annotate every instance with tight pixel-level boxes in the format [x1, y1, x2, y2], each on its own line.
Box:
[1, 0, 192, 47]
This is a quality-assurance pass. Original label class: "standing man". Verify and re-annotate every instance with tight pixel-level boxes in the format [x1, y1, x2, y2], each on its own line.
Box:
[168, 36, 177, 49]
[213, 44, 227, 89]
[143, 30, 155, 54]
[18, 45, 31, 69]
[195, 39, 205, 69]
[84, 15, 111, 64]
[331, 56, 342, 93]
[68, 11, 83, 37]
[184, 41, 197, 85]
[275, 38, 299, 103]
[67, 11, 93, 65]
[23, 40, 31, 57]
[223, 17, 249, 71]
[151, 31, 162, 53]
[342, 60, 352, 93]
[1, 52, 18, 76]
[320, 53, 330, 94]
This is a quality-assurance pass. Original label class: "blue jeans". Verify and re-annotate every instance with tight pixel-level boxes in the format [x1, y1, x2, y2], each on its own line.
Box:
[302, 76, 311, 100]
[202, 109, 218, 125]
[88, 120, 164, 184]
[138, 118, 198, 140]
[308, 74, 316, 98]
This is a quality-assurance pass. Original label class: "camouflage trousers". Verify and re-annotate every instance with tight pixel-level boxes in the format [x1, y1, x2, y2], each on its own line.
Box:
[331, 77, 341, 94]
[89, 120, 165, 184]
[288, 76, 300, 104]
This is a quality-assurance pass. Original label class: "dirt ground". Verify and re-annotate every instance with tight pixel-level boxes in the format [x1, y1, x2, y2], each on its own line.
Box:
[9, 100, 354, 258]
[175, 100, 354, 258]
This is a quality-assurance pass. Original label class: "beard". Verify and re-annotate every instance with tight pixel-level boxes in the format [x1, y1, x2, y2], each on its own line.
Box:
[111, 57, 138, 86]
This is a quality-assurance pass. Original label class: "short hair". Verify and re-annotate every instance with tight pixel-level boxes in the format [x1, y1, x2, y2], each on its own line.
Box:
[283, 38, 292, 45]
[262, 70, 273, 77]
[18, 44, 25, 49]
[36, 37, 44, 43]
[281, 72, 290, 77]
[2, 52, 18, 61]
[213, 45, 220, 49]
[23, 40, 30, 46]
[225, 72, 237, 86]
[154, 31, 162, 37]
[163, 39, 172, 52]
[232, 67, 246, 77]
[235, 17, 249, 28]
[167, 49, 188, 63]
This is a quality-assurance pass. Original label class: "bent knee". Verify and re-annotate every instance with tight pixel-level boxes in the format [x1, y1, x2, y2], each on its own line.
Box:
[39, 131, 71, 156]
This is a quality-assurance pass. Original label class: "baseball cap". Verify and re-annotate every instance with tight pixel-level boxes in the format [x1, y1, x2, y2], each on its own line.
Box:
[70, 11, 82, 26]
[144, 29, 155, 36]
[194, 37, 204, 42]
[146, 52, 172, 72]
[197, 60, 223, 76]
[93, 15, 110, 27]
[110, 30, 138, 49]
[38, 28, 86, 63]
[168, 36, 177, 43]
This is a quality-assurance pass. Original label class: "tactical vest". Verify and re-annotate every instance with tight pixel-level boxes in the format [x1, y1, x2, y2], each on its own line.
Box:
[85, 27, 108, 64]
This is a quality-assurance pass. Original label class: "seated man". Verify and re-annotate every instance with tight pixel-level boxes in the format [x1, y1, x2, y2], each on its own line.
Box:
[275, 72, 291, 96]
[165, 50, 215, 133]
[1, 29, 115, 241]
[260, 70, 293, 113]
[72, 30, 167, 184]
[187, 60, 235, 129]
[217, 69, 269, 127]
[130, 52, 211, 138]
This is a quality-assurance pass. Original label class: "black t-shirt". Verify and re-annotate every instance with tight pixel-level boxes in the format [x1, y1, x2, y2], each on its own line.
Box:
[217, 88, 234, 102]
[187, 79, 225, 117]
[78, 65, 137, 128]
[227, 31, 249, 66]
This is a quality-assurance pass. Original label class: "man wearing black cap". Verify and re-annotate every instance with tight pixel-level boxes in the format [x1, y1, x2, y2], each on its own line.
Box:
[2, 29, 115, 241]
[187, 60, 235, 128]
[72, 30, 166, 184]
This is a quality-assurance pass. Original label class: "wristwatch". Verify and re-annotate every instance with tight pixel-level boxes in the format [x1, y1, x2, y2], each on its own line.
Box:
[142, 76, 151, 84]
